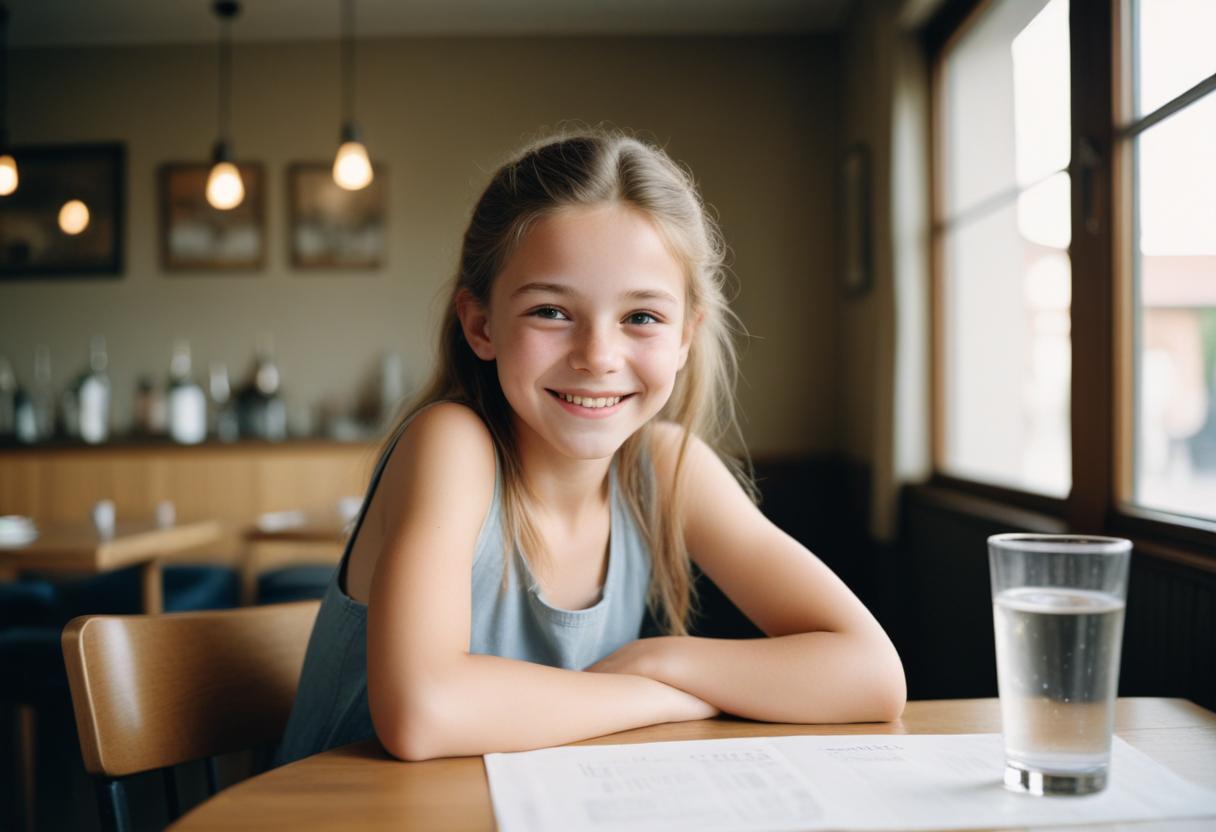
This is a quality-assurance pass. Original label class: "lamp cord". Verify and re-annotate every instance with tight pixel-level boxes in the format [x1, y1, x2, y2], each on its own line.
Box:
[1, 4, 9, 146]
[342, 0, 355, 125]
[217, 10, 230, 142]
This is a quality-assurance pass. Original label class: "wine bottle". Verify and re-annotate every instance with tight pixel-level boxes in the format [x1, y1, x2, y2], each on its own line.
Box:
[0, 355, 15, 440]
[208, 361, 239, 442]
[166, 340, 207, 444]
[236, 334, 287, 441]
[30, 345, 55, 441]
[77, 336, 111, 445]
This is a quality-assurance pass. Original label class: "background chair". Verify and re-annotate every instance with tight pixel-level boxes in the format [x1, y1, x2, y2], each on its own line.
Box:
[61, 600, 319, 832]
[0, 564, 240, 832]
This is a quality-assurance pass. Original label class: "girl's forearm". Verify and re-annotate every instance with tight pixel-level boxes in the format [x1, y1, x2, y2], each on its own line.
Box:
[383, 653, 712, 761]
[650, 632, 907, 724]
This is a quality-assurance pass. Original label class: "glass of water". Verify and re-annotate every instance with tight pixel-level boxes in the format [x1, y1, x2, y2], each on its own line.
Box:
[988, 534, 1132, 796]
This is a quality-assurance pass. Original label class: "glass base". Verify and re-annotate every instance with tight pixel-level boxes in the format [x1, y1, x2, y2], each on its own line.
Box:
[1004, 762, 1107, 796]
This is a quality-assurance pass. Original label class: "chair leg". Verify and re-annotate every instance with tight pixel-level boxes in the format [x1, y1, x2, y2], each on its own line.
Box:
[94, 778, 132, 832]
[16, 704, 36, 832]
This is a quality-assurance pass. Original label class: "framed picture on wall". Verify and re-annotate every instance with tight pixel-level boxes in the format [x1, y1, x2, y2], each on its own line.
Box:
[288, 162, 386, 270]
[0, 143, 125, 279]
[159, 161, 266, 271]
[840, 144, 872, 296]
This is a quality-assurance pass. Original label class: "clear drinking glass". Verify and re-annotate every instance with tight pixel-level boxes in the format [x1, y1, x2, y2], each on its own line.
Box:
[988, 534, 1132, 796]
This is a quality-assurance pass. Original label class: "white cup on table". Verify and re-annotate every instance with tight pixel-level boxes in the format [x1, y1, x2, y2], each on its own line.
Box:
[156, 500, 176, 529]
[92, 499, 116, 540]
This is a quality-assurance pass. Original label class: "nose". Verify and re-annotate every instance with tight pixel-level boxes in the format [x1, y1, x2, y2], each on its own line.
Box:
[569, 320, 624, 376]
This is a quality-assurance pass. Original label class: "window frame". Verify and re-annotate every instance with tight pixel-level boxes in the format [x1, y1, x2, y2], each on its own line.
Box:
[923, 0, 1216, 560]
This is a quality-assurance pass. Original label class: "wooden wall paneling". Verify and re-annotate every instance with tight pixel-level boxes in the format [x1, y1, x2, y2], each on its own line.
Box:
[899, 485, 1069, 701]
[43, 453, 111, 524]
[0, 442, 371, 532]
[901, 485, 1216, 711]
[252, 448, 374, 515]
[108, 454, 160, 523]
[0, 456, 42, 516]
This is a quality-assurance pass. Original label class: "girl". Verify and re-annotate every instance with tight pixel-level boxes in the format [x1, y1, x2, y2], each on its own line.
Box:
[275, 129, 906, 765]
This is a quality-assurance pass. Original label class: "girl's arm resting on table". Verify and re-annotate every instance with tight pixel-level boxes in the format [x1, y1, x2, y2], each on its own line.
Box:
[365, 403, 716, 763]
[591, 630, 904, 725]
[598, 423, 906, 724]
[384, 654, 717, 762]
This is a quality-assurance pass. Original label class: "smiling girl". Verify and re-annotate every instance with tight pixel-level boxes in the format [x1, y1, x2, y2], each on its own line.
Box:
[275, 129, 906, 765]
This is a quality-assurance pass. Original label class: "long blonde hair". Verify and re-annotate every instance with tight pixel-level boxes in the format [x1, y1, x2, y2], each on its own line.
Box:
[375, 126, 754, 635]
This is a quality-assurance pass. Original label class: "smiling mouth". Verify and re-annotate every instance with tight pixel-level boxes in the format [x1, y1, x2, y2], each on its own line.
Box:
[546, 389, 635, 409]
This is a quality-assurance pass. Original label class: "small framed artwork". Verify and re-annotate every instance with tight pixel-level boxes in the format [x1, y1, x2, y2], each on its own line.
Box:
[0, 143, 124, 279]
[159, 162, 266, 271]
[840, 144, 872, 296]
[288, 162, 386, 270]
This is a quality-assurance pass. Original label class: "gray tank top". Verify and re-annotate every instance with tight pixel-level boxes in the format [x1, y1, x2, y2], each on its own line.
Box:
[274, 404, 655, 766]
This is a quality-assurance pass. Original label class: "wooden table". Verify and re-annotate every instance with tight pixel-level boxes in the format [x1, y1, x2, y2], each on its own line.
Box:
[239, 510, 351, 604]
[0, 520, 224, 613]
[169, 698, 1216, 831]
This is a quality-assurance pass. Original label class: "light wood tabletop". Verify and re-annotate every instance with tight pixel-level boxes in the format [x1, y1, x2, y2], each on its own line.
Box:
[242, 509, 351, 545]
[168, 697, 1216, 832]
[0, 520, 224, 613]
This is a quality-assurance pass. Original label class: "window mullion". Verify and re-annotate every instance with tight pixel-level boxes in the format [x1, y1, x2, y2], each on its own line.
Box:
[1066, 0, 1115, 532]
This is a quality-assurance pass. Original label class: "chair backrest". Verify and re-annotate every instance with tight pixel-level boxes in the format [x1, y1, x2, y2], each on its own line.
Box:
[61, 600, 320, 778]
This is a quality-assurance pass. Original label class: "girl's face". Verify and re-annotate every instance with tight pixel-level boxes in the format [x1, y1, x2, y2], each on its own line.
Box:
[459, 202, 693, 462]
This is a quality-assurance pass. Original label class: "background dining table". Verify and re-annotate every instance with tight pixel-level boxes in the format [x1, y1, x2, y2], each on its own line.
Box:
[239, 508, 352, 604]
[168, 697, 1216, 831]
[0, 519, 224, 613]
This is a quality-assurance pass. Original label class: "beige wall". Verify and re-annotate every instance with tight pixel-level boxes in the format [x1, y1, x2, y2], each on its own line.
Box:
[0, 34, 839, 456]
[838, 0, 933, 537]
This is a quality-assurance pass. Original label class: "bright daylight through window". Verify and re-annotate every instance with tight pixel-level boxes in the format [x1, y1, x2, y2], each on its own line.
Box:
[938, 0, 1071, 497]
[1130, 0, 1216, 522]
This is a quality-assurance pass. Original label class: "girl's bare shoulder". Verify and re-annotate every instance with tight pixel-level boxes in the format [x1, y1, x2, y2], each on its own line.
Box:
[646, 419, 692, 494]
[379, 402, 497, 515]
[646, 419, 750, 506]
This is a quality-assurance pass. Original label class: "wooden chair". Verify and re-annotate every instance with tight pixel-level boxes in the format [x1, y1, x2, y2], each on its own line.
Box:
[61, 600, 320, 832]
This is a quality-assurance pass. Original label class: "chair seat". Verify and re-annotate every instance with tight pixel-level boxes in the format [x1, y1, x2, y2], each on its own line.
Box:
[0, 626, 69, 699]
[0, 578, 59, 628]
[256, 565, 335, 605]
[52, 564, 240, 618]
[0, 567, 238, 705]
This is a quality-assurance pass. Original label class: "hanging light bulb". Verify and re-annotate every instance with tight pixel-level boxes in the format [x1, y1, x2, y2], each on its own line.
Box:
[0, 154, 16, 196]
[206, 141, 244, 210]
[0, 4, 17, 197]
[332, 0, 373, 190]
[206, 1, 244, 210]
[58, 199, 90, 235]
[333, 123, 373, 190]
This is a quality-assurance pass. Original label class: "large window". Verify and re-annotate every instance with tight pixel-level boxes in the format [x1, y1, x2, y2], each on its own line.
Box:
[930, 0, 1216, 540]
[1127, 0, 1216, 523]
[936, 0, 1072, 497]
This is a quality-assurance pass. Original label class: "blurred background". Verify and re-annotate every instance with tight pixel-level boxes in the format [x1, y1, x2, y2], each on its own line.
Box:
[0, 0, 1213, 830]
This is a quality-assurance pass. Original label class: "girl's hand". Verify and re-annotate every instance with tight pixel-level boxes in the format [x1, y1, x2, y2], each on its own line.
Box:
[586, 638, 722, 722]
[585, 637, 670, 680]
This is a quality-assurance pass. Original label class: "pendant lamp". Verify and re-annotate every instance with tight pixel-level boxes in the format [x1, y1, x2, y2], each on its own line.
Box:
[206, 0, 244, 210]
[332, 0, 372, 191]
[0, 4, 18, 197]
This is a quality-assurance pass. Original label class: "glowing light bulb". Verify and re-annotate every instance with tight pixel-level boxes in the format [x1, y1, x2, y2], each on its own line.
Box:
[0, 155, 18, 196]
[58, 199, 90, 235]
[333, 141, 373, 190]
[206, 161, 245, 210]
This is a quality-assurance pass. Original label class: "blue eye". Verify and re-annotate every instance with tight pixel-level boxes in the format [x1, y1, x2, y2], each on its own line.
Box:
[626, 312, 660, 325]
[530, 306, 569, 320]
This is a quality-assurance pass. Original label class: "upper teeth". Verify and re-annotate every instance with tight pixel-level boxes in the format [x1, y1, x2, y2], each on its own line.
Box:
[560, 393, 622, 408]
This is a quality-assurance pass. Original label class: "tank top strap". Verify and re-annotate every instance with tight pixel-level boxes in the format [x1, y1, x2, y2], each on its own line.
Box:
[336, 399, 463, 588]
